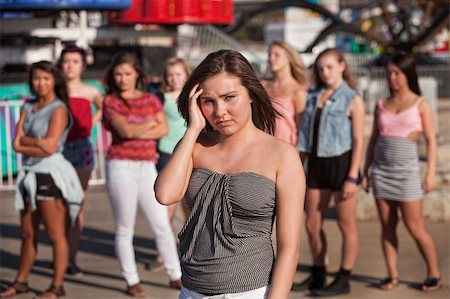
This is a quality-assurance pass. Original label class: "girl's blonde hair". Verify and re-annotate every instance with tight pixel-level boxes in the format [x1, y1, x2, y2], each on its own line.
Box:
[162, 57, 191, 92]
[313, 48, 357, 90]
[270, 41, 307, 86]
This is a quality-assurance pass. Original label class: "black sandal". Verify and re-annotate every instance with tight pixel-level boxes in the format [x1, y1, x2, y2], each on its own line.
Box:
[422, 277, 441, 292]
[379, 277, 399, 290]
[0, 281, 29, 298]
[34, 284, 66, 299]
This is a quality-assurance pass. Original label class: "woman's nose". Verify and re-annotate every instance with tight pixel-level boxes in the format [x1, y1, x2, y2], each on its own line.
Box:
[215, 102, 226, 117]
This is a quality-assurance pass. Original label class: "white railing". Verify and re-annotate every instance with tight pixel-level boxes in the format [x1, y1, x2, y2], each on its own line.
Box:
[177, 24, 266, 73]
[0, 100, 109, 191]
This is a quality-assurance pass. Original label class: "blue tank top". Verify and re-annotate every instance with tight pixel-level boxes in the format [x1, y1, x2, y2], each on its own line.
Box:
[22, 98, 71, 166]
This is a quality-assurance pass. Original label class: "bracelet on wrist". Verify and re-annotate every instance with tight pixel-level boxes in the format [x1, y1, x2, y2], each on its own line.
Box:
[346, 176, 359, 185]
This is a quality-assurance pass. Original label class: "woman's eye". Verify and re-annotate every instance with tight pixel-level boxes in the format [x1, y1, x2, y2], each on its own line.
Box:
[225, 95, 235, 101]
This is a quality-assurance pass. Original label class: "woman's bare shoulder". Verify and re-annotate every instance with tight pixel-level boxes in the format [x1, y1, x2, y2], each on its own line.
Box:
[259, 133, 299, 159]
[72, 83, 102, 100]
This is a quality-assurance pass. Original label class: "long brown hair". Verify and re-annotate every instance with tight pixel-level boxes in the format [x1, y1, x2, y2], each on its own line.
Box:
[270, 40, 307, 86]
[162, 57, 191, 92]
[312, 48, 357, 89]
[384, 52, 421, 96]
[57, 44, 88, 69]
[178, 49, 277, 134]
[103, 52, 148, 95]
[28, 61, 69, 105]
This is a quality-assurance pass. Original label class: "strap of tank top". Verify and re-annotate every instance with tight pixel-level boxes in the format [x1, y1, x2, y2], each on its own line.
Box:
[414, 97, 424, 106]
[377, 98, 385, 110]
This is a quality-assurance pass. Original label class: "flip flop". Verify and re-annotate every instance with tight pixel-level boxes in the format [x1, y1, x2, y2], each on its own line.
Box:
[422, 277, 441, 292]
[379, 277, 399, 290]
[0, 281, 29, 298]
[34, 284, 66, 299]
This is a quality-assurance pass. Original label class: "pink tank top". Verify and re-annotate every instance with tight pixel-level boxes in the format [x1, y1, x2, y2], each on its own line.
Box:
[376, 98, 423, 138]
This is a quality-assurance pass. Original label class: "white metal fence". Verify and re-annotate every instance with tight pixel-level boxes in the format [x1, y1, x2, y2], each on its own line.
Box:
[177, 24, 264, 73]
[0, 100, 109, 191]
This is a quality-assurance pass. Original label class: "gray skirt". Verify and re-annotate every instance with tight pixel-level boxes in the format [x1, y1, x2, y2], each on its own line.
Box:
[371, 136, 423, 201]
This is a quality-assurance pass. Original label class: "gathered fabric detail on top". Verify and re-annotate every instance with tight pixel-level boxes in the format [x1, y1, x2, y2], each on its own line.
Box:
[179, 168, 276, 295]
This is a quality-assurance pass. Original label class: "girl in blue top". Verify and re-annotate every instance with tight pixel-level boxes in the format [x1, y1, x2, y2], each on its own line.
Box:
[1, 61, 83, 299]
[293, 48, 365, 297]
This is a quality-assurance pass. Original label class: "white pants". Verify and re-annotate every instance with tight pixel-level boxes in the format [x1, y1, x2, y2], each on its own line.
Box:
[106, 160, 181, 285]
[179, 286, 269, 299]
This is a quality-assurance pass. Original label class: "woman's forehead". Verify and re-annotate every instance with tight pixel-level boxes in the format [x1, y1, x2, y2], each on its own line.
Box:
[201, 72, 242, 91]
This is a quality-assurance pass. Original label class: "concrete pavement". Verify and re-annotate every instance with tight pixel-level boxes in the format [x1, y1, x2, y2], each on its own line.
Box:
[0, 186, 448, 299]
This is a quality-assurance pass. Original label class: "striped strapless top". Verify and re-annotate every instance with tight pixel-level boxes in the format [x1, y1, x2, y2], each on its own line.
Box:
[179, 167, 276, 295]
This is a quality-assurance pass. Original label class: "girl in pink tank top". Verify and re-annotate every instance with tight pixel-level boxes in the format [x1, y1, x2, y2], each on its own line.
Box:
[362, 52, 440, 292]
[376, 97, 423, 139]
[261, 41, 307, 145]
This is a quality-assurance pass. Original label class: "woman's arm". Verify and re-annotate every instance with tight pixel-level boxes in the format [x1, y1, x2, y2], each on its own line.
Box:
[342, 95, 365, 199]
[91, 90, 103, 125]
[419, 100, 437, 192]
[361, 102, 379, 192]
[293, 88, 307, 125]
[269, 145, 305, 298]
[14, 106, 68, 157]
[109, 116, 158, 139]
[155, 85, 205, 205]
[137, 111, 169, 140]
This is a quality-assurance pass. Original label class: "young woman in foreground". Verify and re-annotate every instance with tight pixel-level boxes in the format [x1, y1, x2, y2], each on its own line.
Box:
[155, 49, 305, 299]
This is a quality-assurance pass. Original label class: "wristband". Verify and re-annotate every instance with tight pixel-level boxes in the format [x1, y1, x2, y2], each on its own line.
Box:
[346, 176, 359, 185]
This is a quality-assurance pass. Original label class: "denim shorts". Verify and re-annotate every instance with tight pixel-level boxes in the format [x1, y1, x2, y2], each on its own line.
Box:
[63, 138, 95, 172]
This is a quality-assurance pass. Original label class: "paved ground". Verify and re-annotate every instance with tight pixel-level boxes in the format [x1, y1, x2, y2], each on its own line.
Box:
[0, 186, 448, 299]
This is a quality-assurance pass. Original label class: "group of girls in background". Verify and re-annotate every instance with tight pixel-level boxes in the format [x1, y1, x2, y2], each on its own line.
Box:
[264, 43, 440, 296]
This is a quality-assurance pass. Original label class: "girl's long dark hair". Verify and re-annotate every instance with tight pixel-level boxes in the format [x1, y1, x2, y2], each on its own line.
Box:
[384, 52, 421, 95]
[57, 44, 88, 69]
[28, 60, 69, 105]
[103, 52, 148, 95]
[178, 49, 277, 134]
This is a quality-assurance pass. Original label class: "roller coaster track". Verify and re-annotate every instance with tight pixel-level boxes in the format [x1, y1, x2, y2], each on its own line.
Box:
[228, 0, 450, 52]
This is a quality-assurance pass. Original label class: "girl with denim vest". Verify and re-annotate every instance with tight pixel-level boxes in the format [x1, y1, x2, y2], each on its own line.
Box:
[362, 52, 441, 292]
[293, 48, 365, 297]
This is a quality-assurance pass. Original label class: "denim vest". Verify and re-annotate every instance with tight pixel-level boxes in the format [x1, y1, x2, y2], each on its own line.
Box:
[297, 81, 357, 157]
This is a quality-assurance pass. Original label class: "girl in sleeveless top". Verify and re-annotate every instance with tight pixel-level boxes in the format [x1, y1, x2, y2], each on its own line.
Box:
[155, 50, 305, 299]
[261, 41, 307, 145]
[102, 52, 181, 297]
[363, 52, 441, 291]
[157, 57, 191, 221]
[0, 61, 83, 299]
[58, 45, 103, 277]
[294, 48, 365, 297]
[148, 57, 192, 273]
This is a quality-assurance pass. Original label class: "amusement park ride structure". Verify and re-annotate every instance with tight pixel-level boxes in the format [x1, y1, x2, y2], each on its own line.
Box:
[0, 0, 448, 72]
